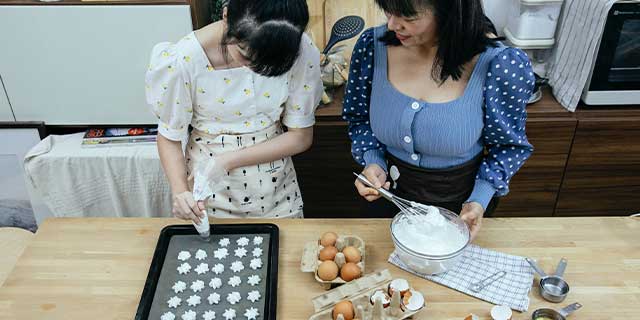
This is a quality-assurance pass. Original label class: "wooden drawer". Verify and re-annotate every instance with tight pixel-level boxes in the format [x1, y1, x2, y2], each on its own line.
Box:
[494, 118, 576, 217]
[556, 118, 640, 216]
[293, 122, 364, 218]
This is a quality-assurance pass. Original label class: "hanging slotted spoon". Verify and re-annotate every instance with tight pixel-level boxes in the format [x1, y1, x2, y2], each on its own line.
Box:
[320, 15, 365, 65]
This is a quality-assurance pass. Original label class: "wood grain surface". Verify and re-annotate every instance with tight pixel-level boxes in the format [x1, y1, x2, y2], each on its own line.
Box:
[0, 217, 638, 319]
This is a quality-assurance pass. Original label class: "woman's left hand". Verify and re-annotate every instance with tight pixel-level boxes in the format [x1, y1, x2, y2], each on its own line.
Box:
[459, 202, 485, 241]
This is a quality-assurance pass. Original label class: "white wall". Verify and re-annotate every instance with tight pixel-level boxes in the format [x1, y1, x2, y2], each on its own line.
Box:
[0, 5, 192, 125]
[0, 76, 14, 121]
[483, 0, 515, 36]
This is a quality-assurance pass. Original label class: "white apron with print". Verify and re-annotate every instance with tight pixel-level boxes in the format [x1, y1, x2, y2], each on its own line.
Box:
[186, 123, 303, 218]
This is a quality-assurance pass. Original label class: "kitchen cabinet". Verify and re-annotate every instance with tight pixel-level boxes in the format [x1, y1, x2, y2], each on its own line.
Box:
[493, 118, 577, 217]
[0, 76, 14, 121]
[297, 87, 640, 218]
[0, 2, 193, 125]
[556, 116, 640, 216]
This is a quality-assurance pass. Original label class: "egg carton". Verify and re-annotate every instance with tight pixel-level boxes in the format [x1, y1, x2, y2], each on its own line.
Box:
[300, 235, 366, 289]
[308, 269, 426, 320]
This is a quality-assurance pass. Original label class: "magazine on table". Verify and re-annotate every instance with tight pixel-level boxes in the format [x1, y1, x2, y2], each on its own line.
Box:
[81, 127, 157, 148]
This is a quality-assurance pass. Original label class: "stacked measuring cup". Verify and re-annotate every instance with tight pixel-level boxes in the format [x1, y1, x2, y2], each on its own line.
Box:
[525, 257, 582, 320]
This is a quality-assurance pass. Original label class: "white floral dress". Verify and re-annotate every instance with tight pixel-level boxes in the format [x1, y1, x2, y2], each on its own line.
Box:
[145, 32, 322, 218]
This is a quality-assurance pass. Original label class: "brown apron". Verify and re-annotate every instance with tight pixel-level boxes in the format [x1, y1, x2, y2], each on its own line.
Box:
[363, 153, 499, 218]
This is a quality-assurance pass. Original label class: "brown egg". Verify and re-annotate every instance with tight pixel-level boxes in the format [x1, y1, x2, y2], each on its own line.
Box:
[332, 300, 354, 320]
[317, 260, 339, 281]
[340, 262, 361, 282]
[320, 232, 338, 247]
[342, 246, 361, 263]
[319, 246, 338, 261]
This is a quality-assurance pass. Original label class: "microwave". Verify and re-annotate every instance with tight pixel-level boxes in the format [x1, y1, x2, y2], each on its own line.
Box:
[582, 0, 640, 105]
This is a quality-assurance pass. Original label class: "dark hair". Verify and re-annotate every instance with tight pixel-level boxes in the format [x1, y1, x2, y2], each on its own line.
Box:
[222, 0, 309, 77]
[375, 0, 498, 83]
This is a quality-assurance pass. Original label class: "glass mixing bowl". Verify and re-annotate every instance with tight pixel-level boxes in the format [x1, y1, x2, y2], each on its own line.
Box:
[390, 206, 470, 275]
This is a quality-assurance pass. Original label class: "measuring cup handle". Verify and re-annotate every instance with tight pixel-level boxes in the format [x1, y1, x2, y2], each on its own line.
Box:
[555, 257, 568, 278]
[525, 257, 548, 278]
[559, 302, 582, 317]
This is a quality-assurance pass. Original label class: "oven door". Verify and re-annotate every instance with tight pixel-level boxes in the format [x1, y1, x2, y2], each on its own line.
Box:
[584, 2, 640, 105]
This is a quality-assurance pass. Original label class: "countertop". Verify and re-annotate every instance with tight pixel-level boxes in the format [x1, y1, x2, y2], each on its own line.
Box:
[315, 86, 640, 122]
[0, 217, 638, 319]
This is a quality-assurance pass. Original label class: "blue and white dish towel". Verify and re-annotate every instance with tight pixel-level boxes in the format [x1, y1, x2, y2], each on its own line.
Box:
[388, 244, 534, 312]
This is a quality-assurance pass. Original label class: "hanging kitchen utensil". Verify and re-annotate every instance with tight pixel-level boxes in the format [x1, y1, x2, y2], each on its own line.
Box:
[320, 15, 365, 65]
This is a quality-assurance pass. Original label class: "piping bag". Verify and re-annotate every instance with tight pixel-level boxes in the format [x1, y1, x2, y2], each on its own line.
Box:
[192, 171, 213, 239]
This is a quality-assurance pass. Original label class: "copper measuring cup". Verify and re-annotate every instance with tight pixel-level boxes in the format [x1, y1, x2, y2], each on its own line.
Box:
[526, 257, 570, 303]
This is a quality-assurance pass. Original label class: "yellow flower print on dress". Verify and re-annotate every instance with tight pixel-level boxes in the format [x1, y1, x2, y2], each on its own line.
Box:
[243, 89, 251, 96]
[217, 97, 226, 104]
[293, 104, 302, 111]
[234, 111, 242, 116]
[263, 92, 271, 98]
[183, 56, 191, 63]
[303, 84, 311, 91]
[185, 82, 191, 89]
[185, 107, 193, 113]
[206, 64, 214, 71]
[260, 120, 267, 126]
[156, 101, 165, 108]
[197, 88, 206, 94]
[162, 84, 168, 90]
[161, 51, 170, 57]
[244, 121, 251, 127]
[214, 117, 221, 121]
[224, 77, 232, 84]
[167, 65, 175, 73]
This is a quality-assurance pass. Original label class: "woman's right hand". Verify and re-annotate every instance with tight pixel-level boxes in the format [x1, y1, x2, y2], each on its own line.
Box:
[354, 164, 391, 202]
[172, 191, 205, 224]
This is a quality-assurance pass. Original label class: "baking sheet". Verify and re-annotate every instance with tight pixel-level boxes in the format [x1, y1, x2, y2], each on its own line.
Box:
[135, 224, 279, 320]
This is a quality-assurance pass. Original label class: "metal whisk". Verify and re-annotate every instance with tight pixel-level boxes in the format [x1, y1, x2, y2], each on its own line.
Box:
[354, 173, 434, 217]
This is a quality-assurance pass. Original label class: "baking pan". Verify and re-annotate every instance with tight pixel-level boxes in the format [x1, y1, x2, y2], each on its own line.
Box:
[135, 223, 279, 320]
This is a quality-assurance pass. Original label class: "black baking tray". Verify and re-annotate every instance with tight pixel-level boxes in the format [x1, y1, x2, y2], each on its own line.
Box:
[134, 223, 279, 320]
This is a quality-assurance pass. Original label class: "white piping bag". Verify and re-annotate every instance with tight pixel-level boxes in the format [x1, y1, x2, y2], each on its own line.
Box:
[192, 171, 212, 239]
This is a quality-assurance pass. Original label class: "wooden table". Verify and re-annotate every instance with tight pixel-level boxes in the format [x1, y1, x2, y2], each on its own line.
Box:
[0, 217, 638, 319]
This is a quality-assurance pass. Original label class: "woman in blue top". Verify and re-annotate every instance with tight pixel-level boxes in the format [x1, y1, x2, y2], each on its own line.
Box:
[343, 0, 535, 240]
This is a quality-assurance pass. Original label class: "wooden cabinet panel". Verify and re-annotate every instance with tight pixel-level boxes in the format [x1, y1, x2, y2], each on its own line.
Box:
[293, 122, 364, 218]
[556, 118, 640, 216]
[493, 119, 576, 217]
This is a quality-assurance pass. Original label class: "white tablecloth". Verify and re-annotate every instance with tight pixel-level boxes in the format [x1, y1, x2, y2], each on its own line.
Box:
[24, 133, 172, 218]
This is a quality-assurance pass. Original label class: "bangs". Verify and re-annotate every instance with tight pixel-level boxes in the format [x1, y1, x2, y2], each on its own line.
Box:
[374, 0, 429, 18]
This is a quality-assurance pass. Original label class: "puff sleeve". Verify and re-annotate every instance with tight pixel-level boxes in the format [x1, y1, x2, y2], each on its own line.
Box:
[466, 48, 535, 209]
[282, 33, 323, 129]
[341, 29, 387, 170]
[145, 42, 194, 141]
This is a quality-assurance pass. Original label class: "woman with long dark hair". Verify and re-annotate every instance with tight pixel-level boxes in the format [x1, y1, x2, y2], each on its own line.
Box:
[344, 0, 535, 239]
[146, 0, 322, 222]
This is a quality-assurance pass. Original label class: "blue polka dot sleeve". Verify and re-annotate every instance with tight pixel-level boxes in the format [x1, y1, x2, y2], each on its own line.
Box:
[342, 29, 387, 170]
[466, 48, 535, 210]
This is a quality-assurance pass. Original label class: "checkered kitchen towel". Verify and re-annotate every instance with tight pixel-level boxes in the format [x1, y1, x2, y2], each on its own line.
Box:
[388, 244, 534, 312]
